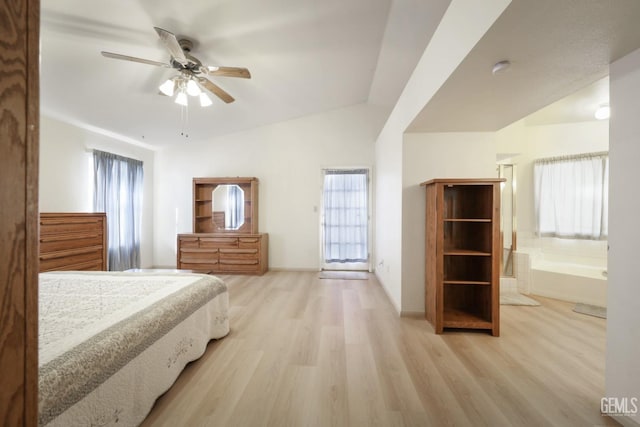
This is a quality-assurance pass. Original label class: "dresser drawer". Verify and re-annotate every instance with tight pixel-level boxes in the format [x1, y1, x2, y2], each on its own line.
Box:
[200, 237, 238, 248]
[219, 259, 260, 272]
[40, 246, 104, 272]
[40, 218, 104, 235]
[180, 248, 218, 262]
[179, 237, 199, 248]
[179, 262, 219, 270]
[238, 237, 261, 248]
[40, 232, 103, 253]
[177, 233, 267, 275]
[219, 248, 259, 261]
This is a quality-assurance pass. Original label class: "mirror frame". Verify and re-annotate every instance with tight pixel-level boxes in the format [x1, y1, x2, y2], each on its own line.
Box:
[192, 177, 259, 234]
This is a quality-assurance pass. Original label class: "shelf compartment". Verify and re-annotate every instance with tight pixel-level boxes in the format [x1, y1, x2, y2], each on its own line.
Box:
[443, 221, 492, 253]
[444, 255, 491, 283]
[443, 184, 494, 220]
[442, 308, 493, 329]
[442, 284, 493, 327]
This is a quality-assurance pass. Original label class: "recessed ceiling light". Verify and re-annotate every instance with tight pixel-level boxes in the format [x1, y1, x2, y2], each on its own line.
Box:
[492, 60, 511, 75]
[595, 104, 610, 120]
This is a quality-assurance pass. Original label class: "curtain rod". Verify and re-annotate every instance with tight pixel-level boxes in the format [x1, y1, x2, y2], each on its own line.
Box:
[84, 147, 144, 163]
[534, 151, 608, 164]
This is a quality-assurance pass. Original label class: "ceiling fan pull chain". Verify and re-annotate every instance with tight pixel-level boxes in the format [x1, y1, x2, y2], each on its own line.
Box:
[180, 104, 189, 138]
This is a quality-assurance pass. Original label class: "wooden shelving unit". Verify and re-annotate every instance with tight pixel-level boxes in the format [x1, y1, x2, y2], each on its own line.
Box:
[421, 178, 503, 336]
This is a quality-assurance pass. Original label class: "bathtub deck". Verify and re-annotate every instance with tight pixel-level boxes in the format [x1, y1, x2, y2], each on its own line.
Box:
[143, 271, 616, 427]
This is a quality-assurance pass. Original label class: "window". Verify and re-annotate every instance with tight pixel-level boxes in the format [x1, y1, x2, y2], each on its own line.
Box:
[93, 150, 144, 270]
[534, 152, 608, 240]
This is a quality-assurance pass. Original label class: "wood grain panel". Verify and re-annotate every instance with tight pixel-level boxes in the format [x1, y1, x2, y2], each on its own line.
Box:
[0, 0, 39, 424]
[39, 213, 107, 272]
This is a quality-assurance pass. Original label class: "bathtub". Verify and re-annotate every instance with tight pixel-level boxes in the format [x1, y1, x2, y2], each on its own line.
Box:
[529, 259, 608, 307]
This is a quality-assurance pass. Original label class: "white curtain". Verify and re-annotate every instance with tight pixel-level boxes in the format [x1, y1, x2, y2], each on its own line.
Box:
[534, 152, 608, 240]
[323, 169, 368, 263]
[93, 150, 144, 271]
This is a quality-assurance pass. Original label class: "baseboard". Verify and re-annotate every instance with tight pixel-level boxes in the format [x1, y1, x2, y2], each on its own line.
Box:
[400, 310, 425, 319]
[373, 271, 402, 317]
[267, 267, 319, 272]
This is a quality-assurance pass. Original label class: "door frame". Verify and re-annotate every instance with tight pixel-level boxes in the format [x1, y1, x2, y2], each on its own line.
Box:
[319, 166, 373, 272]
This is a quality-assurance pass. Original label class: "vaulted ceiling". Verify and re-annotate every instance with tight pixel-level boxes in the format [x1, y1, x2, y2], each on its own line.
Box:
[41, 0, 640, 147]
[40, 0, 449, 146]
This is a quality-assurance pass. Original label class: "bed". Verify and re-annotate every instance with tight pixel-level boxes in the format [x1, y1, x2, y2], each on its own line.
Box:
[37, 213, 229, 426]
[39, 271, 229, 426]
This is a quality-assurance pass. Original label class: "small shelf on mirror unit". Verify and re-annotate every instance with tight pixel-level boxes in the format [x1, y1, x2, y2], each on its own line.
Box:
[443, 249, 491, 256]
[443, 280, 491, 285]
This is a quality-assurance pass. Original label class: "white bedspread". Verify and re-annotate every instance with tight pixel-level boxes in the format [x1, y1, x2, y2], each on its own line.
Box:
[38, 271, 229, 426]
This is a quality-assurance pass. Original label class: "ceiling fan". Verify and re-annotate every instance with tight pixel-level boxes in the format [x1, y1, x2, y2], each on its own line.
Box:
[101, 27, 251, 105]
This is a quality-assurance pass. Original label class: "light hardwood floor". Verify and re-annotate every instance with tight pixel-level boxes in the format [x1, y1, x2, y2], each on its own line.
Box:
[142, 271, 615, 427]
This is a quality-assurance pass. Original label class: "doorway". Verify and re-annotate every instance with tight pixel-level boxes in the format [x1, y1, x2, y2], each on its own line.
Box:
[499, 164, 516, 277]
[321, 168, 370, 271]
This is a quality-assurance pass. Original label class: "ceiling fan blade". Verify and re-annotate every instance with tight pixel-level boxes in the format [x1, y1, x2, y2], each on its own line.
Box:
[101, 51, 171, 68]
[154, 27, 188, 65]
[196, 77, 235, 103]
[202, 66, 251, 79]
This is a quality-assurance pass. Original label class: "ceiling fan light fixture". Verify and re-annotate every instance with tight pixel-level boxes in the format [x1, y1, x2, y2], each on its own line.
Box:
[101, 27, 247, 110]
[159, 78, 175, 96]
[186, 79, 201, 96]
[199, 92, 213, 107]
[175, 91, 188, 106]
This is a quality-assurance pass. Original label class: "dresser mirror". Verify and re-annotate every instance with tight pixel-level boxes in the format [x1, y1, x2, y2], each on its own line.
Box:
[212, 184, 245, 230]
[192, 177, 259, 234]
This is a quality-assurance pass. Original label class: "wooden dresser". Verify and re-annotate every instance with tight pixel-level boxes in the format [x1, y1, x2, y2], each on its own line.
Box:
[177, 233, 268, 275]
[39, 212, 108, 272]
[177, 177, 269, 275]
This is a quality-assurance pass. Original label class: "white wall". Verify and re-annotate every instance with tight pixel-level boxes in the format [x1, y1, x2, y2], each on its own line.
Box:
[39, 115, 156, 268]
[153, 103, 385, 270]
[401, 132, 497, 314]
[606, 47, 640, 425]
[374, 0, 511, 314]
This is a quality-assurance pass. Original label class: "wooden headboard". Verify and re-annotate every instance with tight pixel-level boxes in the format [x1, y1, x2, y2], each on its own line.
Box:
[39, 213, 107, 272]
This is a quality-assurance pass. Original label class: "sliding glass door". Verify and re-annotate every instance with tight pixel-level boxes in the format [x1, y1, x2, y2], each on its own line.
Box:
[321, 168, 370, 271]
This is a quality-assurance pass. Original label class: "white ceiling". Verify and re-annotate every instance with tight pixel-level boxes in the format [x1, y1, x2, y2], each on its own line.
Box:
[40, 0, 448, 146]
[408, 0, 640, 132]
[41, 1, 640, 147]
